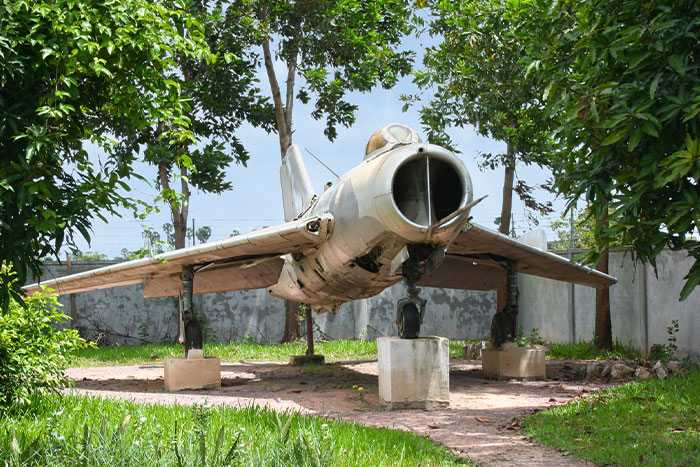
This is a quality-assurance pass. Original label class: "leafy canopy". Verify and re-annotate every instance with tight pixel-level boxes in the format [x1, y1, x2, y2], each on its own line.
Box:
[413, 0, 557, 166]
[521, 0, 700, 299]
[0, 0, 210, 302]
[230, 0, 414, 142]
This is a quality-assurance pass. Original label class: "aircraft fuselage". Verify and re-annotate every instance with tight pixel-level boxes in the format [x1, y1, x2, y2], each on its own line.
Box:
[267, 142, 473, 312]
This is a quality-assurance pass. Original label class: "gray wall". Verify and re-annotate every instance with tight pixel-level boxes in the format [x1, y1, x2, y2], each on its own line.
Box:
[37, 247, 700, 359]
[519, 248, 700, 358]
[38, 261, 494, 344]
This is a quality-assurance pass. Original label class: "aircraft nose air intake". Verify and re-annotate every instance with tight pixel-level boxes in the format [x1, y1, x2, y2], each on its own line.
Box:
[392, 155, 464, 227]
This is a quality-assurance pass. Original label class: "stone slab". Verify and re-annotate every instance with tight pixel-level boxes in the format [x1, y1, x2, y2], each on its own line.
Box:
[289, 355, 325, 366]
[482, 343, 546, 379]
[164, 357, 221, 391]
[377, 336, 449, 409]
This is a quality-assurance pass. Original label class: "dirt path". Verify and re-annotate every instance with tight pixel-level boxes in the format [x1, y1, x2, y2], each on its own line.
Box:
[66, 359, 608, 466]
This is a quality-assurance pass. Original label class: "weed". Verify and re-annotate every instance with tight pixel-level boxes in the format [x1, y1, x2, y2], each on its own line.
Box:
[516, 327, 545, 346]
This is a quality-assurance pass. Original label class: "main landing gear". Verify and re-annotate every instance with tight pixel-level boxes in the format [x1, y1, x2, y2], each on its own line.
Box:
[396, 244, 441, 339]
[180, 265, 203, 357]
[396, 283, 426, 339]
[490, 259, 519, 348]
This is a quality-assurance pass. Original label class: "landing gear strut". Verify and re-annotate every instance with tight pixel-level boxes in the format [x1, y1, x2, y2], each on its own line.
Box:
[490, 259, 519, 348]
[180, 265, 203, 357]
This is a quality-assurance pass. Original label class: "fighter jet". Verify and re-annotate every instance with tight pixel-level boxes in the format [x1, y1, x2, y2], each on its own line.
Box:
[24, 124, 615, 345]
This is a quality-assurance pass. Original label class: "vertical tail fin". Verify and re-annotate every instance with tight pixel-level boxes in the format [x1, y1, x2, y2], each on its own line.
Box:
[280, 145, 316, 221]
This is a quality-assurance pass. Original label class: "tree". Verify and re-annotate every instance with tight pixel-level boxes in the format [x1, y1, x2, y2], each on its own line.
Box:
[68, 250, 108, 262]
[550, 208, 601, 250]
[228, 0, 415, 341]
[113, 1, 274, 251]
[413, 0, 557, 235]
[0, 0, 209, 307]
[521, 0, 700, 302]
[196, 226, 212, 244]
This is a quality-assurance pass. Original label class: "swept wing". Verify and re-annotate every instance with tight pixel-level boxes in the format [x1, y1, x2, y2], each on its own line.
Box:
[419, 223, 616, 290]
[23, 215, 333, 297]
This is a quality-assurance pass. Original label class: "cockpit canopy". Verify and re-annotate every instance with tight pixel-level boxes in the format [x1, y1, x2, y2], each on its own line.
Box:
[364, 124, 422, 160]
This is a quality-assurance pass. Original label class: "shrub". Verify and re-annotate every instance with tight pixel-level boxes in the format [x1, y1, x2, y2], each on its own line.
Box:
[0, 263, 90, 413]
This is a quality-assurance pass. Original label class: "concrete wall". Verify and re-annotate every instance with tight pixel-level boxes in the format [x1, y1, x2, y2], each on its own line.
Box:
[36, 247, 700, 359]
[519, 248, 700, 358]
[39, 261, 494, 345]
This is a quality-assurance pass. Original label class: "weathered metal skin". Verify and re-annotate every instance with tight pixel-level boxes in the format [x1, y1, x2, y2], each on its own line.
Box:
[267, 142, 474, 312]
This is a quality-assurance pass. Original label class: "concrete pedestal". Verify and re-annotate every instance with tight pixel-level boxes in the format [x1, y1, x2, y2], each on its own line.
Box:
[164, 355, 221, 391]
[377, 336, 449, 409]
[289, 355, 325, 366]
[482, 343, 546, 379]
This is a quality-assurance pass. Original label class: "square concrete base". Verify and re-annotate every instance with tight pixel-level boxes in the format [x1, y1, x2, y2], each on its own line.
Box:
[289, 355, 325, 366]
[377, 336, 449, 409]
[482, 343, 546, 379]
[164, 356, 221, 391]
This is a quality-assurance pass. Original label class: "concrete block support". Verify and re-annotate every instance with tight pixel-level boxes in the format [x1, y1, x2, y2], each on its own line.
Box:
[482, 343, 546, 379]
[377, 336, 449, 409]
[164, 355, 221, 391]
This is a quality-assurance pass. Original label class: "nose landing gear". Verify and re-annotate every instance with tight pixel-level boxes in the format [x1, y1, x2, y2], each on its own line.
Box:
[396, 283, 426, 339]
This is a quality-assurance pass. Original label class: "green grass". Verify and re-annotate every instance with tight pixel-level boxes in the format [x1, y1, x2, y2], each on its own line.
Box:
[523, 368, 700, 466]
[1, 394, 472, 466]
[70, 340, 472, 367]
[546, 340, 645, 361]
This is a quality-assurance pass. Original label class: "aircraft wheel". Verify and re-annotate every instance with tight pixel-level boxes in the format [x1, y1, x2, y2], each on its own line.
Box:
[398, 303, 420, 339]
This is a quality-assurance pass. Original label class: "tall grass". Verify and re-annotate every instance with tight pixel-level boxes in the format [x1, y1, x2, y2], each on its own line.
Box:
[546, 341, 645, 361]
[1, 394, 472, 466]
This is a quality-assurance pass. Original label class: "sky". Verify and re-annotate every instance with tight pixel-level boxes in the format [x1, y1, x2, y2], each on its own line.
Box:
[66, 37, 575, 259]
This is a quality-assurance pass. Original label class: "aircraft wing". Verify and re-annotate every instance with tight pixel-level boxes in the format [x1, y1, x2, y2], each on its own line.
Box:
[23, 215, 333, 298]
[418, 222, 616, 290]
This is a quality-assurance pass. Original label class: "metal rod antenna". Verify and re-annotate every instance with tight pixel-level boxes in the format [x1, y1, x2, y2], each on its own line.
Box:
[304, 148, 340, 179]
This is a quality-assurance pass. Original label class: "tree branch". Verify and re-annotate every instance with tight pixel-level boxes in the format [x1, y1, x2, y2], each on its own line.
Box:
[284, 45, 298, 131]
[262, 36, 292, 157]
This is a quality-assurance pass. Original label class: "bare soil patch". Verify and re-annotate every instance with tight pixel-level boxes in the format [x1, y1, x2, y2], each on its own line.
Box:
[66, 359, 612, 466]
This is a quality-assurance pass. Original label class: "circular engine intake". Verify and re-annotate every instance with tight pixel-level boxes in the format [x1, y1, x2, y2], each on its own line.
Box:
[392, 156, 465, 227]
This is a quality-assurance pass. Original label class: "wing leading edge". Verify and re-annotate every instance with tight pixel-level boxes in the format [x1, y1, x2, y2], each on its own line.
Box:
[23, 215, 333, 297]
[419, 223, 616, 290]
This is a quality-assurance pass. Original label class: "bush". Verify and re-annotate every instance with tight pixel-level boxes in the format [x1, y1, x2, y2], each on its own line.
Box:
[0, 263, 90, 413]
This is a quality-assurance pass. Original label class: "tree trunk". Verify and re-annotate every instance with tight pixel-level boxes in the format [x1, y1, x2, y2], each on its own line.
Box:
[595, 203, 612, 350]
[500, 144, 515, 236]
[262, 35, 302, 342]
[283, 301, 301, 343]
[158, 160, 191, 344]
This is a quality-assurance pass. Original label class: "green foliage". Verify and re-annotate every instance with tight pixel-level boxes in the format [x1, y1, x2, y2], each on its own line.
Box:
[115, 0, 276, 251]
[415, 0, 557, 163]
[412, 0, 558, 225]
[232, 0, 414, 141]
[521, 0, 700, 300]
[516, 327, 544, 347]
[196, 226, 212, 244]
[649, 319, 681, 362]
[0, 0, 210, 304]
[0, 264, 90, 413]
[549, 209, 596, 250]
[0, 394, 471, 466]
[523, 368, 700, 466]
